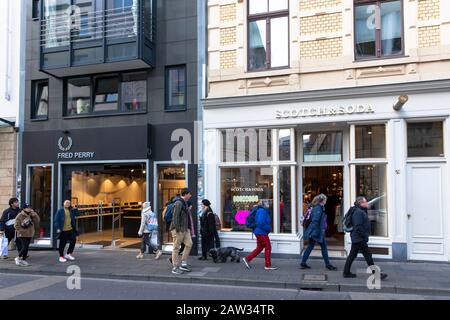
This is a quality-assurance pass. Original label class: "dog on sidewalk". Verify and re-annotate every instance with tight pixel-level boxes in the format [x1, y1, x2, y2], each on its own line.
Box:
[209, 247, 244, 263]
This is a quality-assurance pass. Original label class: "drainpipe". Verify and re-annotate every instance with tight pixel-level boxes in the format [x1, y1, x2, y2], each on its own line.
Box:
[4, 0, 12, 101]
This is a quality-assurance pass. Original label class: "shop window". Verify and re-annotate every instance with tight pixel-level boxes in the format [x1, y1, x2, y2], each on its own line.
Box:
[121, 72, 147, 112]
[94, 76, 119, 112]
[279, 167, 292, 233]
[354, 0, 403, 60]
[66, 77, 91, 116]
[248, 0, 289, 71]
[165, 65, 187, 111]
[29, 166, 52, 239]
[355, 164, 388, 237]
[278, 129, 291, 161]
[303, 132, 343, 162]
[31, 80, 49, 120]
[221, 167, 274, 232]
[222, 128, 272, 162]
[407, 122, 444, 158]
[355, 124, 386, 158]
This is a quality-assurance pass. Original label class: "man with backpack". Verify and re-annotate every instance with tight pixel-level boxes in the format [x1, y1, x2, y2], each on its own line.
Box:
[170, 188, 193, 275]
[343, 196, 387, 280]
[0, 198, 22, 258]
[242, 201, 278, 271]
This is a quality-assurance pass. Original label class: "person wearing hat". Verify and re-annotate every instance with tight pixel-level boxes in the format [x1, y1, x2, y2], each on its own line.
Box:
[14, 204, 40, 267]
[199, 199, 217, 260]
[0, 198, 22, 259]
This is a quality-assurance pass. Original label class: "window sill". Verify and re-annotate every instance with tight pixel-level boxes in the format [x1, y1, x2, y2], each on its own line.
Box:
[30, 117, 48, 122]
[63, 110, 147, 119]
[353, 54, 408, 65]
[164, 106, 187, 112]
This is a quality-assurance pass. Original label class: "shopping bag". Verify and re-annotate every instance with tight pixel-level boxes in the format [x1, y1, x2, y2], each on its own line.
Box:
[0, 235, 8, 257]
[150, 230, 159, 247]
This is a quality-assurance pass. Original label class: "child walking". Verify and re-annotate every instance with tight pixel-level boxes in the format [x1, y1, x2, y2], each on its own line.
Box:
[137, 202, 162, 260]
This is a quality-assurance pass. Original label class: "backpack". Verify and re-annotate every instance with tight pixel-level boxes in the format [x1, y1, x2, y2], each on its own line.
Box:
[214, 213, 221, 230]
[163, 202, 175, 223]
[21, 216, 33, 229]
[343, 206, 356, 232]
[302, 206, 313, 230]
[246, 206, 260, 230]
[145, 212, 158, 232]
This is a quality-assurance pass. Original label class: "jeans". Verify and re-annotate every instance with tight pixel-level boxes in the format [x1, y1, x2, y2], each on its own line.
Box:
[18, 237, 31, 260]
[141, 232, 158, 254]
[343, 242, 374, 275]
[171, 230, 193, 267]
[58, 230, 76, 257]
[301, 238, 331, 266]
[213, 230, 221, 248]
[5, 228, 22, 252]
[246, 234, 272, 268]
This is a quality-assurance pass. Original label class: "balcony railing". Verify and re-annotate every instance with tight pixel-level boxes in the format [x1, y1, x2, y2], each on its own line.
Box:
[39, 0, 156, 77]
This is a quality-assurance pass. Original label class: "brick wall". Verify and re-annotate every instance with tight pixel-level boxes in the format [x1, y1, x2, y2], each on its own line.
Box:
[220, 27, 237, 46]
[300, 37, 342, 59]
[299, 0, 341, 11]
[418, 25, 441, 48]
[300, 13, 342, 35]
[417, 0, 440, 21]
[220, 50, 237, 69]
[0, 128, 17, 210]
[220, 3, 236, 23]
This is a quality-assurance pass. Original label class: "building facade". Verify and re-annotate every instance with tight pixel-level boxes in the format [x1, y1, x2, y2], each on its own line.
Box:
[203, 0, 450, 261]
[22, 0, 201, 253]
[0, 0, 23, 210]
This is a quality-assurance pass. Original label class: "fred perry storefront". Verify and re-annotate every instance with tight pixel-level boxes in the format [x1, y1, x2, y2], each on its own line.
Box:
[202, 80, 450, 262]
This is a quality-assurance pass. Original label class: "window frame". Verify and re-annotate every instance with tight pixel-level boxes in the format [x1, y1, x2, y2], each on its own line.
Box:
[165, 65, 187, 112]
[32, 0, 41, 21]
[353, 0, 405, 61]
[247, 0, 290, 72]
[31, 80, 49, 121]
[406, 120, 445, 159]
[64, 71, 148, 118]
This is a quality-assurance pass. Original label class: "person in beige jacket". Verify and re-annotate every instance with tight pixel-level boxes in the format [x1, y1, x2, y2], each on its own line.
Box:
[14, 204, 40, 267]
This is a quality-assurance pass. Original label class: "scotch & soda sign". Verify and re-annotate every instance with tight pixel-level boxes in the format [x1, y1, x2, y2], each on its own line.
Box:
[275, 104, 375, 119]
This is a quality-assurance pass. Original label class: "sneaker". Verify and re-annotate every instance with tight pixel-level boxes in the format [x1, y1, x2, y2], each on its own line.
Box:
[64, 254, 75, 261]
[19, 260, 29, 267]
[2, 256, 8, 260]
[343, 272, 357, 278]
[15, 257, 21, 266]
[180, 265, 192, 272]
[172, 267, 184, 275]
[300, 263, 311, 269]
[242, 257, 251, 269]
[326, 264, 338, 271]
[59, 256, 67, 263]
[136, 253, 144, 259]
[380, 273, 388, 280]
[155, 250, 162, 260]
[198, 256, 206, 260]
[264, 266, 279, 271]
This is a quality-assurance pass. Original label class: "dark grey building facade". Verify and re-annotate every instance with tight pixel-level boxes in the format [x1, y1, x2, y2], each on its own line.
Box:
[22, 0, 200, 254]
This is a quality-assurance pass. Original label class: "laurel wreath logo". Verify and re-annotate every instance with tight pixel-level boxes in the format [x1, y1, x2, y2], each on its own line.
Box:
[58, 136, 73, 152]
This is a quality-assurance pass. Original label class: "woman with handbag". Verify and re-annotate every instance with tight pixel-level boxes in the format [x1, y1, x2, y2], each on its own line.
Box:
[137, 202, 162, 260]
[300, 194, 337, 271]
[14, 204, 40, 267]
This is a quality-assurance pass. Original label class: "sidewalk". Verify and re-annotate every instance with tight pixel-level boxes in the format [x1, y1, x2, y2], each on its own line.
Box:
[1, 249, 450, 297]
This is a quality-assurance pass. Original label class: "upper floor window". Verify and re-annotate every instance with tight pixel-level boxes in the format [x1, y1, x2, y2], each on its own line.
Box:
[31, 80, 49, 120]
[32, 0, 41, 20]
[354, 0, 403, 60]
[65, 72, 147, 116]
[248, 0, 289, 71]
[165, 65, 187, 111]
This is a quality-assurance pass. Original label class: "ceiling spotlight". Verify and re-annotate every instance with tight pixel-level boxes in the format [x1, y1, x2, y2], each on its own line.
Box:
[393, 95, 409, 111]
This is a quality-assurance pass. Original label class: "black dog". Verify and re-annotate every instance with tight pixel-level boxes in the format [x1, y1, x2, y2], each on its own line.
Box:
[209, 247, 244, 263]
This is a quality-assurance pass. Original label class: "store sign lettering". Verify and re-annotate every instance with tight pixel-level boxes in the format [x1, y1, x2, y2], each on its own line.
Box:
[57, 152, 96, 160]
[275, 104, 375, 119]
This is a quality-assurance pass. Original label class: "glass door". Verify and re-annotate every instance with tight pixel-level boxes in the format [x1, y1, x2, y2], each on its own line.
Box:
[155, 163, 187, 246]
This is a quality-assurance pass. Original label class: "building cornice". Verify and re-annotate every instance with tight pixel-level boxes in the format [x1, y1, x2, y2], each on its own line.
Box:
[202, 79, 450, 109]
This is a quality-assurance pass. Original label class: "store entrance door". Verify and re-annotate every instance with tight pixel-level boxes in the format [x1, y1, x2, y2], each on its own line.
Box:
[302, 166, 346, 255]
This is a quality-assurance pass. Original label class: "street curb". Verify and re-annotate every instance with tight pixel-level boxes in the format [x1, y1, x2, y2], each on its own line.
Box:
[2, 267, 450, 297]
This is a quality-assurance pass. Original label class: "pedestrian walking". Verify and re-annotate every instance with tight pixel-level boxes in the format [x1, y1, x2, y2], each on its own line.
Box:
[170, 188, 193, 275]
[198, 199, 217, 260]
[137, 202, 162, 260]
[343, 196, 387, 280]
[300, 194, 337, 271]
[0, 198, 22, 258]
[54, 200, 79, 263]
[242, 201, 278, 271]
[14, 204, 40, 267]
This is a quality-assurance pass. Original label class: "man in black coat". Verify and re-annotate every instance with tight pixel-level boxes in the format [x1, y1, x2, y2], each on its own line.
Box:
[0, 198, 22, 257]
[343, 196, 387, 280]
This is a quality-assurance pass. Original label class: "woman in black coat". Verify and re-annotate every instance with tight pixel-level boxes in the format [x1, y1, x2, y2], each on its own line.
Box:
[199, 199, 217, 260]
